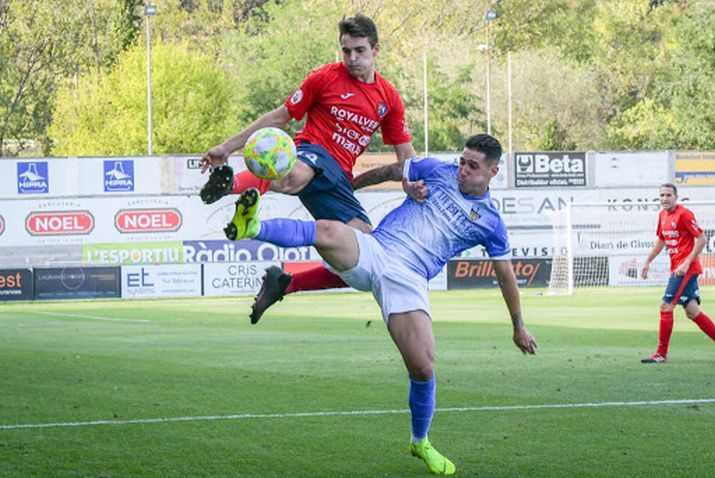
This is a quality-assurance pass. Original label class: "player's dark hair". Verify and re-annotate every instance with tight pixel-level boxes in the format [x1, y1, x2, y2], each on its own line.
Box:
[339, 14, 379, 46]
[465, 134, 502, 164]
[660, 183, 677, 195]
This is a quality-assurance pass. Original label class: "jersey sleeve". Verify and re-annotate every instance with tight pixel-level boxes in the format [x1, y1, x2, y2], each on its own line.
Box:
[485, 217, 512, 260]
[682, 208, 704, 238]
[404, 157, 445, 181]
[380, 88, 411, 145]
[656, 217, 662, 239]
[284, 66, 327, 121]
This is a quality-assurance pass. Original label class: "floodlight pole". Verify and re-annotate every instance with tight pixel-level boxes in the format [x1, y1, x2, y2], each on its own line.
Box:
[145, 5, 156, 156]
[484, 10, 497, 136]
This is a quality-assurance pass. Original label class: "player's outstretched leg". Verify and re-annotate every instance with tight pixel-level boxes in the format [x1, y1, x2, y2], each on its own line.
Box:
[200, 164, 234, 204]
[224, 188, 260, 241]
[410, 438, 456, 475]
[250, 266, 292, 324]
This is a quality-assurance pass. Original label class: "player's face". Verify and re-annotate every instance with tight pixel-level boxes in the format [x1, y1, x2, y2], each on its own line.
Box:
[340, 35, 379, 82]
[457, 148, 498, 196]
[659, 186, 678, 212]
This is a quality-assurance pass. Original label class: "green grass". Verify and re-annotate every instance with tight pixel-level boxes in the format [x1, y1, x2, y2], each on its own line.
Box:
[1, 288, 714, 477]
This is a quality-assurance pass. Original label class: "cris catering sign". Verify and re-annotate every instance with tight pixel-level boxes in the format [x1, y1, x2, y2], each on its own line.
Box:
[514, 152, 586, 188]
[25, 211, 94, 236]
[115, 208, 182, 233]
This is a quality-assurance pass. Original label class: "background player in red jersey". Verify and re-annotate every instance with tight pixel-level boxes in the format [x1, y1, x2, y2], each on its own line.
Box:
[640, 183, 715, 363]
[198, 14, 419, 323]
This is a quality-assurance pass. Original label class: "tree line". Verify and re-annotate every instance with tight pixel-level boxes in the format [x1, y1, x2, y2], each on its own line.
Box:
[1, 0, 712, 157]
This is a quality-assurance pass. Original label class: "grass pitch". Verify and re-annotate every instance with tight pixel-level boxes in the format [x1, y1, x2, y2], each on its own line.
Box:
[1, 288, 714, 477]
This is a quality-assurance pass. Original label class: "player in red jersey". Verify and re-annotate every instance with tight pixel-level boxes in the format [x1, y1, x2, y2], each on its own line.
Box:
[640, 183, 715, 363]
[198, 14, 419, 323]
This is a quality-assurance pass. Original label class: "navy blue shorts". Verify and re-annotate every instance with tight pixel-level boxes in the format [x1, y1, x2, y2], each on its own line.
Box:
[295, 142, 371, 225]
[663, 273, 701, 307]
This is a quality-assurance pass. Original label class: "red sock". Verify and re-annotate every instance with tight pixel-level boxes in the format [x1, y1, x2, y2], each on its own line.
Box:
[230, 170, 271, 195]
[657, 310, 674, 357]
[692, 312, 715, 341]
[285, 265, 347, 294]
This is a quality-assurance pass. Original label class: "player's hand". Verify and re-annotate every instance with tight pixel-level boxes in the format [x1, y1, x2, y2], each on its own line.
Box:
[513, 326, 537, 355]
[200, 145, 230, 173]
[402, 177, 429, 203]
[674, 263, 688, 276]
[641, 264, 649, 279]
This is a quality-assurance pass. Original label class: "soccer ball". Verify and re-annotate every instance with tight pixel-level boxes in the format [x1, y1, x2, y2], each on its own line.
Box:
[243, 127, 297, 180]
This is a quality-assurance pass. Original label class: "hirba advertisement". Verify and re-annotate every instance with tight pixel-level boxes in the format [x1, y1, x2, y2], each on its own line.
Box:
[17, 161, 49, 194]
[203, 261, 280, 296]
[121, 264, 201, 298]
[104, 160, 135, 192]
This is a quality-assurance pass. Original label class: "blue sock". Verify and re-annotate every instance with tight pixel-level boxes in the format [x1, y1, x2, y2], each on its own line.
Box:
[409, 376, 436, 442]
[255, 218, 316, 247]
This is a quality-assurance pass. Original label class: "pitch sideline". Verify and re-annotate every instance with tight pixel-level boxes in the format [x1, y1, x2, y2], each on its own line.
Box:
[1, 398, 713, 430]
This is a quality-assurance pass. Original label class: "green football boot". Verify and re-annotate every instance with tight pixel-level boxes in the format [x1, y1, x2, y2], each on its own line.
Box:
[409, 438, 456, 475]
[223, 188, 260, 241]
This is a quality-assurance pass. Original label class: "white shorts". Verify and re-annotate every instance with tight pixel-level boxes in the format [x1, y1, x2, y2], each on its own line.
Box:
[325, 229, 431, 324]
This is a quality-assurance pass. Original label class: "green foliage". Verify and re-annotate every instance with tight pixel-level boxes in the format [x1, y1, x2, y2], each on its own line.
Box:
[49, 42, 241, 155]
[606, 0, 715, 149]
[4, 0, 715, 156]
[225, 0, 339, 136]
[0, 0, 146, 156]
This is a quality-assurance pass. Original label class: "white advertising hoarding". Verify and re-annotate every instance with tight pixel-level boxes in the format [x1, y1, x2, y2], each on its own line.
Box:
[121, 264, 202, 298]
[1, 157, 164, 199]
[593, 151, 669, 188]
[203, 261, 280, 296]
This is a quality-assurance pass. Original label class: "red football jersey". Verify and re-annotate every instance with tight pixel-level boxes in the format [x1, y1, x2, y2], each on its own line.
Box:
[656, 204, 704, 274]
[284, 62, 411, 181]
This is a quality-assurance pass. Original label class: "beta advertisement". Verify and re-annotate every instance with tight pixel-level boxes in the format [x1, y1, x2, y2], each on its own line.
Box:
[514, 152, 586, 188]
[203, 261, 280, 296]
[121, 264, 201, 298]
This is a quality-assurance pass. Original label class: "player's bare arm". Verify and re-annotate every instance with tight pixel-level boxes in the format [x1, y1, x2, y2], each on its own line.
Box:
[641, 238, 666, 279]
[493, 259, 538, 355]
[675, 233, 706, 276]
[200, 105, 292, 173]
[352, 142, 417, 190]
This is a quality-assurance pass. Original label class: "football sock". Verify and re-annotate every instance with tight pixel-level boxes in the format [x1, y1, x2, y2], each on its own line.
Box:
[657, 310, 674, 357]
[255, 218, 316, 247]
[409, 376, 436, 443]
[692, 312, 715, 341]
[231, 170, 271, 195]
[285, 265, 347, 294]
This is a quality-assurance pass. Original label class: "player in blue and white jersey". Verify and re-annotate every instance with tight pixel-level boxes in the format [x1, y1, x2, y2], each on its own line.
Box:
[225, 134, 538, 475]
